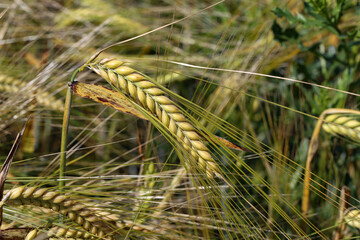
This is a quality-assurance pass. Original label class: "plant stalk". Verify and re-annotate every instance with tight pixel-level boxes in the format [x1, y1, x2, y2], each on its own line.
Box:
[59, 69, 79, 190]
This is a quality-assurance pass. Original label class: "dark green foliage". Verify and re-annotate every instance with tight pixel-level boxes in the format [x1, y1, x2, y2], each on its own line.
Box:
[272, 0, 360, 115]
[270, 1, 360, 235]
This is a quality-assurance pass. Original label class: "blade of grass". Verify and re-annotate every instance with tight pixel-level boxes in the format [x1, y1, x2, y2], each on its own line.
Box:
[0, 118, 28, 226]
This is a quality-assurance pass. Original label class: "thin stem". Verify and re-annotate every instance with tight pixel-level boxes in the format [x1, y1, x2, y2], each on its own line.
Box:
[59, 88, 72, 190]
[59, 69, 79, 190]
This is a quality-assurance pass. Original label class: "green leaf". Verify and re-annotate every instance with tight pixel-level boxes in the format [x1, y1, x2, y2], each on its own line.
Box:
[272, 7, 299, 25]
[271, 20, 299, 43]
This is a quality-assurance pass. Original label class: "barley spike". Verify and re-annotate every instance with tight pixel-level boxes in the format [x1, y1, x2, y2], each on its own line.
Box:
[4, 186, 116, 239]
[322, 114, 360, 141]
[86, 58, 218, 178]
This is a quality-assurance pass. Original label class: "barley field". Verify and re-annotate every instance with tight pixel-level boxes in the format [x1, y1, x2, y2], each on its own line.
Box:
[0, 0, 359, 239]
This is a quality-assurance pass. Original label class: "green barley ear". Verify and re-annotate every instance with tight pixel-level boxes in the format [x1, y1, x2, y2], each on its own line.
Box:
[4, 186, 118, 239]
[322, 114, 360, 142]
[5, 186, 174, 239]
[86, 58, 218, 179]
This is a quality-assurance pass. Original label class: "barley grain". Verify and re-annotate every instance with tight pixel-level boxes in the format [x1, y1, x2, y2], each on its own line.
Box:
[25, 229, 38, 240]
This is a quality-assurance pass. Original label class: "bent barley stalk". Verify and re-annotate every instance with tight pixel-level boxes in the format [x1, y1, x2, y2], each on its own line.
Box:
[302, 109, 360, 216]
[85, 58, 218, 178]
[3, 186, 118, 239]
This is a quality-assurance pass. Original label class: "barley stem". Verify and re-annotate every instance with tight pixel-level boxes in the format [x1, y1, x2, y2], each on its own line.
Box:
[59, 88, 72, 191]
[60, 69, 80, 190]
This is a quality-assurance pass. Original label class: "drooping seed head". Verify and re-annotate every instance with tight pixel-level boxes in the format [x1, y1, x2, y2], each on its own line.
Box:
[87, 58, 219, 178]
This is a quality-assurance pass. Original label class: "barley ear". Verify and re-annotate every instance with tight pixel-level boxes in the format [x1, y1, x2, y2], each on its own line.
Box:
[86, 58, 218, 179]
[322, 114, 360, 141]
[4, 186, 116, 239]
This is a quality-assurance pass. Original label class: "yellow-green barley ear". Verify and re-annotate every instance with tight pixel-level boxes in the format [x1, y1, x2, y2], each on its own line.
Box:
[86, 58, 218, 179]
[4, 186, 118, 239]
[322, 114, 360, 141]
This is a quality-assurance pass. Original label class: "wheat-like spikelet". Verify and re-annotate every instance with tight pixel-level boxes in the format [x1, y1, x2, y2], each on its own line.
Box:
[3, 186, 117, 239]
[322, 114, 360, 141]
[86, 58, 218, 178]
[0, 74, 64, 111]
